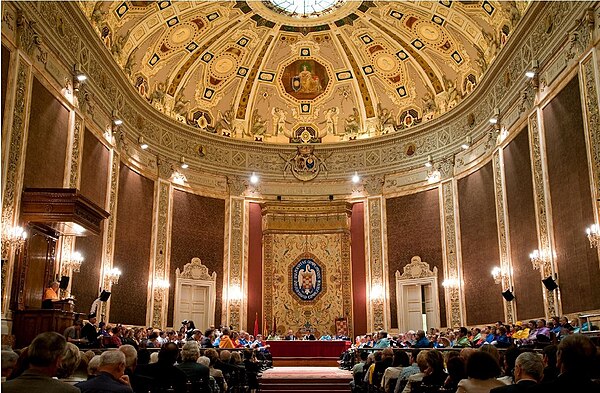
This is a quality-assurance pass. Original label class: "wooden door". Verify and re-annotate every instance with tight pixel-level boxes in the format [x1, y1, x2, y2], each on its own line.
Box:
[404, 284, 423, 331]
[177, 282, 209, 330]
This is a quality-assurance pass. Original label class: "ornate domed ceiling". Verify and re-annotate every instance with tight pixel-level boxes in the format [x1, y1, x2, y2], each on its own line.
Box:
[79, 1, 527, 144]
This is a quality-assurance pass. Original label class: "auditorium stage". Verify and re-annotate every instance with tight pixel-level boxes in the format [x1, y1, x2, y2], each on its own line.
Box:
[267, 340, 351, 367]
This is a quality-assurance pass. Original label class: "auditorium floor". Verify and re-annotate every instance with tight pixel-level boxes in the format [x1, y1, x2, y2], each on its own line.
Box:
[259, 367, 352, 392]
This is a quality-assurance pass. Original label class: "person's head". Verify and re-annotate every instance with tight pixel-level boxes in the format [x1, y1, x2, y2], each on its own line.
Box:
[1, 350, 18, 378]
[537, 319, 546, 328]
[98, 350, 126, 380]
[503, 346, 521, 376]
[181, 341, 200, 363]
[410, 349, 420, 364]
[393, 350, 409, 367]
[219, 350, 232, 363]
[56, 342, 81, 379]
[416, 351, 429, 372]
[459, 347, 475, 361]
[359, 350, 369, 362]
[378, 331, 388, 340]
[557, 333, 597, 375]
[479, 344, 500, 363]
[158, 342, 180, 365]
[542, 344, 557, 368]
[382, 347, 394, 359]
[27, 332, 67, 375]
[50, 281, 59, 291]
[88, 314, 97, 325]
[222, 327, 231, 336]
[425, 349, 444, 374]
[458, 326, 468, 337]
[88, 355, 101, 376]
[197, 356, 210, 367]
[514, 352, 544, 382]
[498, 326, 507, 336]
[231, 351, 242, 364]
[204, 348, 219, 364]
[149, 352, 159, 364]
[446, 356, 466, 382]
[466, 351, 501, 380]
[118, 344, 138, 372]
[416, 330, 425, 339]
[559, 316, 569, 326]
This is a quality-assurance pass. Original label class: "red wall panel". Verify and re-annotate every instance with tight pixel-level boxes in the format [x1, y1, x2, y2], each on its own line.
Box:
[351, 202, 367, 335]
[110, 164, 153, 326]
[543, 76, 600, 313]
[504, 128, 545, 320]
[168, 190, 225, 328]
[247, 203, 263, 334]
[386, 189, 446, 329]
[23, 78, 68, 188]
[458, 163, 504, 326]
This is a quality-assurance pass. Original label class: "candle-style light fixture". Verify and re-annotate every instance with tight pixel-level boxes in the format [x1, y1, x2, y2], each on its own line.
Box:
[104, 267, 122, 286]
[529, 249, 554, 270]
[63, 251, 84, 273]
[586, 224, 599, 248]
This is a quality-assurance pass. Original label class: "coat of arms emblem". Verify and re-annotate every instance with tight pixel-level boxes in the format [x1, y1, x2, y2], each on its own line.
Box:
[291, 256, 323, 301]
[281, 145, 329, 182]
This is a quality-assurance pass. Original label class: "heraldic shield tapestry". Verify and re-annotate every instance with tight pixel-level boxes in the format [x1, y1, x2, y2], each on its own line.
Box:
[263, 233, 353, 338]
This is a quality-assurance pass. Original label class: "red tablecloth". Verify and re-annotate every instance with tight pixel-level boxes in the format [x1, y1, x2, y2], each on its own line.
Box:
[266, 340, 351, 358]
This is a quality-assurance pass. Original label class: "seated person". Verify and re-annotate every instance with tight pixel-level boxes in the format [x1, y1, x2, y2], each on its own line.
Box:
[284, 329, 297, 340]
[303, 332, 316, 340]
[42, 281, 60, 309]
[63, 320, 84, 345]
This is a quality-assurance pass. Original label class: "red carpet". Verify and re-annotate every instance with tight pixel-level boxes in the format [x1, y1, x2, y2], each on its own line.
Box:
[260, 367, 352, 392]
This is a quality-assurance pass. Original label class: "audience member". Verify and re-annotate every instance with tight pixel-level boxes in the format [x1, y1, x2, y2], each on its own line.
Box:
[456, 350, 504, 393]
[1, 350, 18, 380]
[75, 350, 132, 392]
[491, 351, 544, 392]
[56, 342, 82, 381]
[444, 355, 466, 391]
[177, 341, 210, 390]
[3, 332, 79, 393]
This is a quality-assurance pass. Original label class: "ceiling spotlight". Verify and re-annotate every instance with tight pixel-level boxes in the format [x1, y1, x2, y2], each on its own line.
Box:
[525, 59, 539, 79]
[180, 157, 188, 169]
[113, 119, 123, 126]
[351, 172, 360, 184]
[425, 155, 433, 168]
[489, 108, 500, 124]
[138, 136, 148, 150]
[461, 136, 472, 150]
[250, 172, 259, 184]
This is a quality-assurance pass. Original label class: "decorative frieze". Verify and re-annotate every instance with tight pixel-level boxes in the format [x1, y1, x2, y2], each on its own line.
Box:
[226, 197, 245, 329]
[68, 117, 83, 188]
[366, 196, 386, 331]
[101, 151, 120, 322]
[581, 54, 600, 212]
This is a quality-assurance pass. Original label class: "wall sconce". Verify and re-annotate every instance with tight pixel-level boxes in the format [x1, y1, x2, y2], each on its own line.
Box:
[461, 136, 472, 150]
[351, 171, 360, 184]
[180, 157, 188, 169]
[370, 284, 384, 303]
[153, 278, 170, 289]
[1, 224, 27, 253]
[442, 278, 459, 288]
[489, 108, 500, 125]
[250, 172, 259, 184]
[491, 266, 508, 285]
[104, 267, 122, 286]
[63, 251, 84, 273]
[424, 155, 433, 168]
[112, 110, 123, 127]
[228, 284, 243, 305]
[138, 136, 148, 150]
[73, 63, 87, 92]
[525, 60, 539, 90]
[171, 170, 187, 185]
[427, 169, 441, 184]
[586, 224, 599, 248]
[529, 248, 554, 270]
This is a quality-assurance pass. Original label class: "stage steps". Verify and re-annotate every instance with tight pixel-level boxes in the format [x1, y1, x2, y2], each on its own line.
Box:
[259, 367, 351, 393]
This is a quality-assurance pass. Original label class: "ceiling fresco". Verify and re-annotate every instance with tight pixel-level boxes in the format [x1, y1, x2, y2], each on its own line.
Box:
[79, 1, 528, 144]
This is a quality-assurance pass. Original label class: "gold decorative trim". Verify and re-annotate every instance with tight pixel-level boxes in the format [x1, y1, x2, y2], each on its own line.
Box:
[226, 197, 245, 329]
[177, 257, 217, 281]
[441, 181, 464, 327]
[150, 180, 172, 329]
[581, 55, 600, 216]
[367, 196, 385, 330]
[396, 256, 438, 280]
[528, 111, 559, 318]
[68, 117, 83, 188]
[101, 150, 120, 322]
[493, 150, 515, 323]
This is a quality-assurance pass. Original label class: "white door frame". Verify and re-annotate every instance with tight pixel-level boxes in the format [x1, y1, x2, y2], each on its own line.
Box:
[174, 258, 217, 329]
[395, 256, 441, 332]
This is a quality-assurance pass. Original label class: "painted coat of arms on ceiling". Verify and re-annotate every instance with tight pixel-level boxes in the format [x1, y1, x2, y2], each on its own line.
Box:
[281, 60, 330, 101]
[291, 254, 324, 302]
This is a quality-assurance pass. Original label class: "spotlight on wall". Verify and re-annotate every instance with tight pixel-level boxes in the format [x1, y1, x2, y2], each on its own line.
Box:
[250, 172, 259, 184]
[351, 171, 360, 184]
[180, 157, 188, 169]
[425, 155, 433, 168]
[461, 136, 472, 150]
[73, 63, 87, 92]
[489, 108, 500, 125]
[138, 136, 148, 150]
[112, 110, 123, 127]
[525, 60, 539, 90]
[442, 278, 459, 288]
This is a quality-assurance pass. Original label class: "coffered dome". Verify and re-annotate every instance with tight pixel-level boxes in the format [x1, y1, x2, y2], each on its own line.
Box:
[79, 1, 527, 144]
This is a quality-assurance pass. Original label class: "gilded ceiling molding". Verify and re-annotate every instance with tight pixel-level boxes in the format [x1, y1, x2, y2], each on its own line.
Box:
[1, 58, 31, 318]
[148, 180, 173, 329]
[236, 35, 275, 120]
[580, 53, 600, 220]
[492, 150, 515, 324]
[101, 150, 121, 323]
[528, 111, 561, 319]
[440, 180, 465, 327]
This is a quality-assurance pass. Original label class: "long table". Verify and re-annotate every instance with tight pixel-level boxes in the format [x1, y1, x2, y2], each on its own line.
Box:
[266, 340, 351, 366]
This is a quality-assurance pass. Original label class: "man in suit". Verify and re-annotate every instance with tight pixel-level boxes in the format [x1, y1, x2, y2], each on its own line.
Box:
[491, 351, 543, 392]
[3, 332, 79, 393]
[80, 313, 99, 347]
[177, 341, 210, 391]
[75, 351, 132, 392]
[284, 329, 297, 340]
